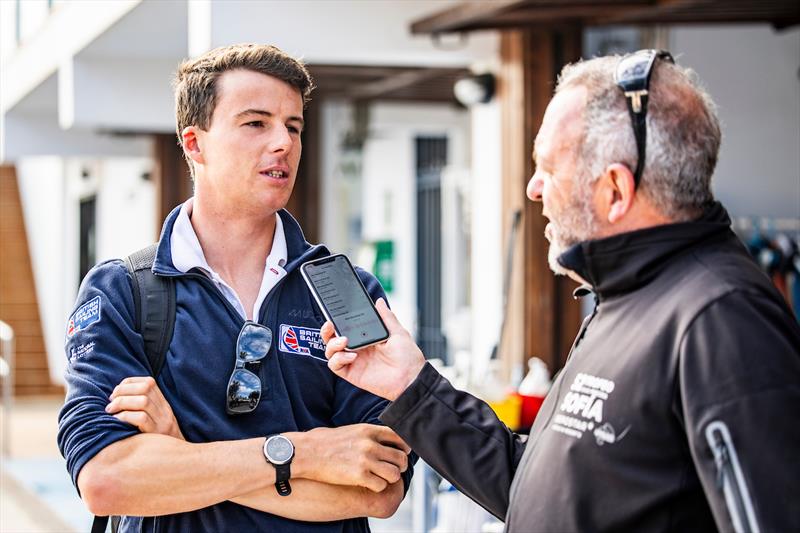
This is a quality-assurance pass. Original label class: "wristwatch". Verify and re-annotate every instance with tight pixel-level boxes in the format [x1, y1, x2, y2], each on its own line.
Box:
[263, 434, 294, 496]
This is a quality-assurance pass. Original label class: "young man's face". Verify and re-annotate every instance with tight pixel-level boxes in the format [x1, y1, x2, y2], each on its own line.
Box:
[527, 86, 599, 275]
[194, 69, 304, 215]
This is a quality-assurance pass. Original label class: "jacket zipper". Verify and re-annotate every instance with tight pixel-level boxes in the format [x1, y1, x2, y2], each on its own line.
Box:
[507, 295, 599, 522]
[569, 296, 598, 356]
[705, 420, 760, 533]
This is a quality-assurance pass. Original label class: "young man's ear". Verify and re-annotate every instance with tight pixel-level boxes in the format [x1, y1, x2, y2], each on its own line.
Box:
[181, 126, 205, 166]
[597, 163, 636, 224]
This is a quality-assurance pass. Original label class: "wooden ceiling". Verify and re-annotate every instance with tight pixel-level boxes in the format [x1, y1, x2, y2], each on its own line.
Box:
[411, 0, 800, 35]
[308, 64, 470, 104]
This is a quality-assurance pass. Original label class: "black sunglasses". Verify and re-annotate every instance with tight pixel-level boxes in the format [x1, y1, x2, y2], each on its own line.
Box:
[614, 49, 675, 188]
[226, 321, 272, 415]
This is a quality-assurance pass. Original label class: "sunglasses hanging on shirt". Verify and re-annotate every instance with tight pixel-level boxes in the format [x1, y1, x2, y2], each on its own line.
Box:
[226, 321, 272, 415]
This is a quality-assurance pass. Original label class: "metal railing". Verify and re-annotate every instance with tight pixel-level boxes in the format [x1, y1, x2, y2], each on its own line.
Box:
[0, 320, 14, 456]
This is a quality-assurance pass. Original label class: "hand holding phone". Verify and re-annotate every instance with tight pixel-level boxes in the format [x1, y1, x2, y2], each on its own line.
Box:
[301, 254, 389, 350]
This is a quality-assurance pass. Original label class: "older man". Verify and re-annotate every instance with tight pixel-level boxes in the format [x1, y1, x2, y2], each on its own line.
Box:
[323, 51, 800, 531]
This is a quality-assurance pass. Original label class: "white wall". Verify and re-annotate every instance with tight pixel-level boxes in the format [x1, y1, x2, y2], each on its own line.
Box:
[66, 57, 176, 131]
[671, 25, 800, 219]
[16, 156, 69, 385]
[208, 0, 496, 67]
[468, 101, 503, 381]
[0, 0, 18, 62]
[94, 158, 156, 263]
[17, 156, 155, 385]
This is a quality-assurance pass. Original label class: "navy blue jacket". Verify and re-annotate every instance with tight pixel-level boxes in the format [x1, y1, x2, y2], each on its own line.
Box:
[58, 206, 411, 532]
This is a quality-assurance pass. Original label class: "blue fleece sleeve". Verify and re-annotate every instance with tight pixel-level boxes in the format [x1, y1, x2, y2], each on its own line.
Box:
[57, 260, 152, 489]
[331, 267, 417, 491]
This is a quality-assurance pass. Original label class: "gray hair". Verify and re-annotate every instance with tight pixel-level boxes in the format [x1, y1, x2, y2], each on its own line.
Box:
[555, 55, 721, 221]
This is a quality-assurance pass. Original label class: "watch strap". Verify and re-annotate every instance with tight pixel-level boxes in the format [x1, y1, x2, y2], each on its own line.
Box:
[275, 463, 292, 496]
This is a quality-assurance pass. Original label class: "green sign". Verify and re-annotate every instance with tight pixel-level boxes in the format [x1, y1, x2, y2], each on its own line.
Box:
[373, 240, 394, 293]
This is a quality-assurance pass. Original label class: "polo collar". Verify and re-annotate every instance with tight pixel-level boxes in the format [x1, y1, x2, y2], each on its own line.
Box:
[153, 201, 323, 276]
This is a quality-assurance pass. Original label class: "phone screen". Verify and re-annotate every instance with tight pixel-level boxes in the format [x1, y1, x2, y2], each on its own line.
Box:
[302, 255, 389, 349]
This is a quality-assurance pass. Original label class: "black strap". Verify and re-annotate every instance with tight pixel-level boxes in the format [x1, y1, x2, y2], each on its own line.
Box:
[124, 244, 176, 376]
[95, 247, 175, 529]
[91, 516, 108, 533]
[91, 515, 120, 533]
[626, 93, 650, 186]
[275, 463, 292, 496]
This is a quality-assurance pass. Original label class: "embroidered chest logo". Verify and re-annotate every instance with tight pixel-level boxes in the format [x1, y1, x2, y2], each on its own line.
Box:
[66, 296, 101, 339]
[279, 325, 324, 358]
[551, 372, 630, 446]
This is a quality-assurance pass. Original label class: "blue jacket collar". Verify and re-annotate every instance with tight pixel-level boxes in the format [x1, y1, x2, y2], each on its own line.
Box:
[152, 203, 328, 276]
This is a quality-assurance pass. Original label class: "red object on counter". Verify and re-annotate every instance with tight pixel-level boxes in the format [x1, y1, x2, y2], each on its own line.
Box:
[519, 394, 545, 430]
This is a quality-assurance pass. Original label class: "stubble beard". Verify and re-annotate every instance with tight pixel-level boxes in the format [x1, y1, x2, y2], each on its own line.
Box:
[546, 185, 599, 276]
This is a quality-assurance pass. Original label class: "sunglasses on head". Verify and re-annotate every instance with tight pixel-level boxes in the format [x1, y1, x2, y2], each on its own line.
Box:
[614, 49, 675, 188]
[226, 321, 272, 415]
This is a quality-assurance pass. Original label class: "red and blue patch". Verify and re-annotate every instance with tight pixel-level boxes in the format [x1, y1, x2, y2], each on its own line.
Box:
[279, 325, 324, 358]
[66, 295, 102, 339]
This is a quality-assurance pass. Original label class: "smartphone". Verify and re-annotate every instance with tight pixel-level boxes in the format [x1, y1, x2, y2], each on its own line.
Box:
[301, 254, 390, 350]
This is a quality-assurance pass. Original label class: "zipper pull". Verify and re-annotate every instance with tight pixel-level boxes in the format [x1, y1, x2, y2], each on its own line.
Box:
[711, 432, 728, 489]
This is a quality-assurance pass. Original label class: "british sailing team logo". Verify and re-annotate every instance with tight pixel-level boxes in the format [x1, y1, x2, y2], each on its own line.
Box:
[66, 296, 102, 339]
[279, 325, 324, 358]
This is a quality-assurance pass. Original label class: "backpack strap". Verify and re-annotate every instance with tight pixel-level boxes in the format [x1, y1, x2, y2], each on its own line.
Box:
[90, 515, 120, 533]
[91, 249, 173, 533]
[124, 244, 176, 377]
[91, 516, 108, 533]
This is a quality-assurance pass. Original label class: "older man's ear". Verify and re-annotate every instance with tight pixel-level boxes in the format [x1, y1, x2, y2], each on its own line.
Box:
[597, 163, 636, 225]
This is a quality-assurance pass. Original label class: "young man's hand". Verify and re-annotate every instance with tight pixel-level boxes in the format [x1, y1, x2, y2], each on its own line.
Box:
[321, 298, 426, 402]
[291, 424, 411, 493]
[106, 376, 185, 440]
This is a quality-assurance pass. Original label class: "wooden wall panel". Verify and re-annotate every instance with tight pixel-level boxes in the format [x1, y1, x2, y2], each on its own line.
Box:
[153, 134, 193, 235]
[0, 165, 63, 396]
[285, 99, 321, 243]
[499, 28, 584, 379]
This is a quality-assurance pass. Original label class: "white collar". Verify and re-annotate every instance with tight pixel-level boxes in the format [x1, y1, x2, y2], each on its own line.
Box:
[170, 198, 288, 275]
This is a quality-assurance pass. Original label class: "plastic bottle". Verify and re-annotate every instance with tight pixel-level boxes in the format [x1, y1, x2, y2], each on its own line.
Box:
[517, 357, 551, 430]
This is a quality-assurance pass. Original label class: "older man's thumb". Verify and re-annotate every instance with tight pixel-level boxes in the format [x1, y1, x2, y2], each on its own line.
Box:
[375, 298, 403, 332]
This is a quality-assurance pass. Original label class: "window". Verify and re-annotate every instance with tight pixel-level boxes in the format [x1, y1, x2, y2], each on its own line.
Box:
[14, 0, 21, 43]
[79, 196, 97, 284]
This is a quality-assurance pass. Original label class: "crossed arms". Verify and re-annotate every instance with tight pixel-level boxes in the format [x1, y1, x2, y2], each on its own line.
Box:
[78, 376, 411, 521]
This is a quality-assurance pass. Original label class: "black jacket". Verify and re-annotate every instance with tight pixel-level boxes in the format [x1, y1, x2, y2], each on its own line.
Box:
[381, 203, 800, 532]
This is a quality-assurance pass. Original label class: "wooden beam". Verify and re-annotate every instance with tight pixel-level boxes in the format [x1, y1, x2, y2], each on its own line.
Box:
[411, 0, 526, 35]
[499, 30, 531, 381]
[347, 68, 455, 101]
[410, 0, 799, 34]
[499, 27, 584, 379]
[449, 2, 652, 31]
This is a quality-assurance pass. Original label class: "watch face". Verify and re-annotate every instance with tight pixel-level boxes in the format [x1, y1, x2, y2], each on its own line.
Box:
[266, 436, 294, 464]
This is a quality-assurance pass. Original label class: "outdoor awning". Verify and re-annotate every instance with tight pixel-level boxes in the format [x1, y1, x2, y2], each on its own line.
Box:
[411, 0, 800, 35]
[309, 65, 470, 103]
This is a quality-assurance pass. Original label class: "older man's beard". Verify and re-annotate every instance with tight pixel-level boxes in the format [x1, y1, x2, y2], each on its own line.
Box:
[545, 187, 599, 276]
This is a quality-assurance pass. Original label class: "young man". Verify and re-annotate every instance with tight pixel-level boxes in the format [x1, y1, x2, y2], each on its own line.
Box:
[58, 44, 412, 532]
[323, 51, 800, 531]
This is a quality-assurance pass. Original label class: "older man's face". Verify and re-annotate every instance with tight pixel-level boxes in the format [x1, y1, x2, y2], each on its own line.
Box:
[527, 87, 599, 276]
